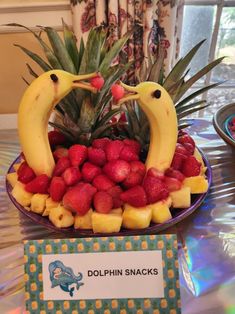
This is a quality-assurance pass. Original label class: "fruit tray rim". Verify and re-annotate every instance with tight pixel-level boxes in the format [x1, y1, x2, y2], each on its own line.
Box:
[6, 148, 212, 237]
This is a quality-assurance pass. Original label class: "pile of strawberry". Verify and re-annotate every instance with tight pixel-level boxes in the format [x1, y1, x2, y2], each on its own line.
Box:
[16, 130, 202, 217]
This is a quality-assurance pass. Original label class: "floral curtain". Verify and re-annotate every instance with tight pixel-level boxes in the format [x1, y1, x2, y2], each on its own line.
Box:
[70, 0, 183, 77]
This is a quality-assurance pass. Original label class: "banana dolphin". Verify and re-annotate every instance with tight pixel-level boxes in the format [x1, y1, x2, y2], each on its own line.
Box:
[118, 81, 178, 172]
[18, 70, 98, 177]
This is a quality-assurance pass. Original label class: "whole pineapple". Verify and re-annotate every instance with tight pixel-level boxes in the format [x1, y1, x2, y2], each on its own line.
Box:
[7, 23, 222, 233]
[10, 23, 132, 146]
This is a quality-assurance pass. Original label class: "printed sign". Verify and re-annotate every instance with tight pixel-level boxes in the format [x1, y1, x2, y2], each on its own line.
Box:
[24, 235, 181, 313]
[42, 251, 164, 300]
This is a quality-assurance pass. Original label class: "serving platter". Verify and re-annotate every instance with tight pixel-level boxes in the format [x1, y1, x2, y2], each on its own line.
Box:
[213, 103, 235, 148]
[6, 149, 212, 237]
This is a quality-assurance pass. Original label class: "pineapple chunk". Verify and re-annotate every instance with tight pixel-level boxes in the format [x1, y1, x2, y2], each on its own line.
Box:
[92, 210, 123, 233]
[49, 205, 74, 228]
[148, 197, 172, 224]
[6, 172, 18, 188]
[13, 161, 23, 172]
[194, 148, 204, 165]
[194, 148, 207, 175]
[170, 187, 191, 208]
[74, 209, 93, 229]
[122, 204, 152, 229]
[183, 176, 208, 194]
[31, 193, 49, 214]
[110, 208, 123, 215]
[11, 181, 33, 207]
[42, 197, 60, 216]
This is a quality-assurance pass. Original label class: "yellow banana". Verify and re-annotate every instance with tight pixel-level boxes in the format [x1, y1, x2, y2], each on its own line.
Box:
[118, 82, 178, 229]
[18, 70, 97, 177]
[119, 82, 178, 172]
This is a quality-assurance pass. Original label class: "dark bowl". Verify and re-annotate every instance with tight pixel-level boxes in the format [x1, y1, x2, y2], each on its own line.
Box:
[6, 150, 212, 237]
[213, 103, 235, 148]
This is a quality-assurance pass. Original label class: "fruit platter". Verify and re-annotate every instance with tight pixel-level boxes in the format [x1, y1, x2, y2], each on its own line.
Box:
[6, 69, 211, 236]
[5, 25, 220, 236]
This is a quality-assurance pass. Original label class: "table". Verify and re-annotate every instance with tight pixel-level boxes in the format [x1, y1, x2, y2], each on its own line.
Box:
[0, 118, 235, 314]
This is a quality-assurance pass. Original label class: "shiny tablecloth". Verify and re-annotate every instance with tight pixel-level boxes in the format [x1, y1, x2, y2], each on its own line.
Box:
[0, 119, 235, 314]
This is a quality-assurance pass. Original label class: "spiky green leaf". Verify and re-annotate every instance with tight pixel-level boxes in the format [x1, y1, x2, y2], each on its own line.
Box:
[91, 123, 116, 140]
[177, 103, 209, 119]
[176, 100, 207, 114]
[163, 40, 206, 90]
[26, 63, 38, 78]
[99, 31, 131, 74]
[62, 19, 80, 72]
[96, 108, 121, 128]
[42, 26, 76, 73]
[8, 23, 63, 69]
[148, 45, 165, 83]
[176, 81, 223, 107]
[79, 27, 106, 74]
[14, 44, 52, 72]
[174, 57, 225, 102]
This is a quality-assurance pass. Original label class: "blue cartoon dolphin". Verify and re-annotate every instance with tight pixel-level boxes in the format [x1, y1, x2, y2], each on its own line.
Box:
[49, 260, 84, 297]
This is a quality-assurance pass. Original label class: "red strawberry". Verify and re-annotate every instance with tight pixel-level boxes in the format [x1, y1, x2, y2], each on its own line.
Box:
[164, 177, 182, 192]
[119, 145, 139, 162]
[92, 138, 111, 150]
[90, 75, 104, 90]
[107, 186, 123, 208]
[81, 162, 102, 182]
[178, 130, 188, 137]
[165, 168, 185, 182]
[123, 139, 141, 155]
[182, 156, 201, 177]
[68, 144, 88, 167]
[53, 147, 68, 161]
[62, 167, 82, 186]
[111, 84, 125, 101]
[130, 161, 146, 176]
[146, 167, 164, 180]
[17, 162, 36, 183]
[92, 174, 115, 191]
[171, 152, 187, 170]
[182, 142, 195, 155]
[119, 112, 127, 122]
[105, 140, 124, 161]
[103, 160, 130, 183]
[122, 171, 144, 189]
[93, 191, 113, 214]
[178, 134, 195, 149]
[143, 176, 169, 204]
[25, 174, 50, 194]
[120, 185, 147, 207]
[48, 130, 66, 147]
[53, 157, 71, 176]
[87, 147, 106, 166]
[49, 177, 66, 201]
[63, 183, 97, 215]
[175, 143, 190, 156]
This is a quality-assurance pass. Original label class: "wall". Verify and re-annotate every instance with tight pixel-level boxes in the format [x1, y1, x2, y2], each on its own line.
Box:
[0, 0, 71, 115]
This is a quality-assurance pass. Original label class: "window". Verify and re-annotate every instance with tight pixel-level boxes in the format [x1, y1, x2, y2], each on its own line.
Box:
[180, 0, 235, 115]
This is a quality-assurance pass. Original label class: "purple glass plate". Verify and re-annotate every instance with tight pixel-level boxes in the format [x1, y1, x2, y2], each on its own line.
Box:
[6, 149, 212, 237]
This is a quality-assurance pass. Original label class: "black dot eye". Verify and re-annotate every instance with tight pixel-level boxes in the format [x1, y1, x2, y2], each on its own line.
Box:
[152, 89, 161, 99]
[50, 73, 58, 83]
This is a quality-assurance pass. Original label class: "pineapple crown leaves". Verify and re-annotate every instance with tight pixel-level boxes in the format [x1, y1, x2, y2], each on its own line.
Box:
[9, 22, 132, 144]
[126, 39, 225, 145]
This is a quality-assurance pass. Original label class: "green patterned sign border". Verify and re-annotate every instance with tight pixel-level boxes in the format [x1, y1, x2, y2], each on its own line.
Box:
[24, 234, 181, 314]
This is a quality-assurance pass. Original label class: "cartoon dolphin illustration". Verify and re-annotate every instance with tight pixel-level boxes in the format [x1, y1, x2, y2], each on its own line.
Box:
[49, 260, 84, 297]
